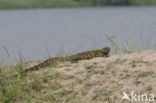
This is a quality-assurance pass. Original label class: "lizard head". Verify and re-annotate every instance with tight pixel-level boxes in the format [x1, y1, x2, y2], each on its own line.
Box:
[102, 47, 110, 55]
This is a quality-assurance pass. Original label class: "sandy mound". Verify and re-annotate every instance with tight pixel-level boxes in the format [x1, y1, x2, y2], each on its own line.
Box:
[29, 50, 155, 103]
[3, 50, 155, 103]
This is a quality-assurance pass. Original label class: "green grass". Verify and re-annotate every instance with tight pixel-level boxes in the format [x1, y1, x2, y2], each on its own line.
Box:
[136, 71, 154, 78]
[105, 34, 135, 54]
[130, 0, 156, 5]
[0, 64, 54, 102]
[0, 0, 156, 9]
[0, 0, 87, 9]
[0, 61, 79, 103]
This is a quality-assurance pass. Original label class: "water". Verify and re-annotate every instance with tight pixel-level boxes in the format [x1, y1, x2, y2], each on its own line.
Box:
[0, 7, 156, 63]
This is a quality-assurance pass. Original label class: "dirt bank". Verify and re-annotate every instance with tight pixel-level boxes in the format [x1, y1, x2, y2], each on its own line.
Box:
[1, 50, 156, 103]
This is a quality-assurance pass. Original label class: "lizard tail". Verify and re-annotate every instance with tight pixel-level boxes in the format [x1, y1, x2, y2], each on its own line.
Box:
[24, 57, 67, 72]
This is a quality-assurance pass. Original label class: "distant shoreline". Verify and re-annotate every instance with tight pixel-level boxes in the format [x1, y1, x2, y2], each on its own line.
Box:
[0, 0, 156, 9]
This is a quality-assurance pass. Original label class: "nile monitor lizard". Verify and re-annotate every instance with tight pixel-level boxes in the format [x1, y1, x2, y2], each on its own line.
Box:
[25, 47, 110, 72]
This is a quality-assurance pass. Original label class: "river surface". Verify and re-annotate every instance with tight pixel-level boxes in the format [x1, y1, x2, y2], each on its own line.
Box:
[0, 7, 156, 63]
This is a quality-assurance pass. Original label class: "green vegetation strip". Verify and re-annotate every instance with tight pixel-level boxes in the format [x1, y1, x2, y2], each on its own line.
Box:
[0, 0, 156, 9]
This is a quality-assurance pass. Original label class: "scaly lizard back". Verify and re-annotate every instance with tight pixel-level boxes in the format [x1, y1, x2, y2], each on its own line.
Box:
[68, 47, 110, 61]
[25, 47, 110, 72]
